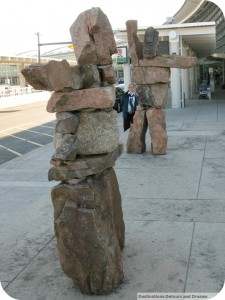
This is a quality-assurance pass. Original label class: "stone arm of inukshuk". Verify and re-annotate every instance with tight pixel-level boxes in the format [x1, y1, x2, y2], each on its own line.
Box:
[126, 20, 197, 155]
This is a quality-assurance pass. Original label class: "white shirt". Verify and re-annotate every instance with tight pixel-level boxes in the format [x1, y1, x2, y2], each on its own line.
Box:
[128, 93, 135, 113]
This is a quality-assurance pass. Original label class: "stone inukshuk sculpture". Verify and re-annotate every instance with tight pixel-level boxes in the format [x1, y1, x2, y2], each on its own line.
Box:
[126, 21, 197, 154]
[21, 7, 125, 295]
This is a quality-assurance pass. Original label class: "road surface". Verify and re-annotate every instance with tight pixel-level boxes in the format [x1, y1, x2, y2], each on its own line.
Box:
[0, 101, 56, 165]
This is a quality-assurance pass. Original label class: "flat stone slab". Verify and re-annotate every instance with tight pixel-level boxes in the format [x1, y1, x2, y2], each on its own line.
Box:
[139, 55, 197, 68]
[132, 67, 170, 84]
[47, 86, 116, 113]
[21, 60, 83, 91]
[49, 143, 123, 180]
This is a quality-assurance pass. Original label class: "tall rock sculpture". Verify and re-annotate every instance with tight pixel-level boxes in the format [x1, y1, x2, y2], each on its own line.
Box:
[126, 20, 197, 154]
[22, 7, 125, 295]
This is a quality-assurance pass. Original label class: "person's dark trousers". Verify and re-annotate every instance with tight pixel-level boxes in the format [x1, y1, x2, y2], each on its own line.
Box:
[123, 112, 135, 131]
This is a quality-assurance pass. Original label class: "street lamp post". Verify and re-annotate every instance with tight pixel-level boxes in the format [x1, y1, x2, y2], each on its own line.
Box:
[35, 32, 72, 63]
[36, 32, 41, 63]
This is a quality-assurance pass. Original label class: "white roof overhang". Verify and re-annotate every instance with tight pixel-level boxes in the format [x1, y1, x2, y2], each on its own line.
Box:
[115, 22, 216, 58]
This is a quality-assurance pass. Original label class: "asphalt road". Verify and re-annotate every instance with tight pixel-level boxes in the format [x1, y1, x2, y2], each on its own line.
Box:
[0, 101, 56, 165]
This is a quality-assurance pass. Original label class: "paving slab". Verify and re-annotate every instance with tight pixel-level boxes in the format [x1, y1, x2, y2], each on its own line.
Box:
[122, 198, 225, 223]
[0, 186, 54, 282]
[205, 136, 225, 159]
[115, 149, 203, 200]
[185, 222, 225, 293]
[198, 159, 225, 199]
[3, 221, 194, 300]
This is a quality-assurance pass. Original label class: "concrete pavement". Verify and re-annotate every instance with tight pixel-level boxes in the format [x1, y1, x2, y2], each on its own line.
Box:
[1, 90, 225, 299]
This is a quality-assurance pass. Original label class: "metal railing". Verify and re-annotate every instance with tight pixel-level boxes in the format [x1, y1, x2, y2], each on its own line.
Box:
[0, 86, 41, 98]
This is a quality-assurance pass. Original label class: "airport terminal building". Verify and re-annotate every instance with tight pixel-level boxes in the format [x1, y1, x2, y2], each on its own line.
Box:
[0, 0, 225, 108]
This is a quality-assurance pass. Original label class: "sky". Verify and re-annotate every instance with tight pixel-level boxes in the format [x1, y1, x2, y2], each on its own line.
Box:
[0, 0, 186, 56]
[1, 0, 225, 58]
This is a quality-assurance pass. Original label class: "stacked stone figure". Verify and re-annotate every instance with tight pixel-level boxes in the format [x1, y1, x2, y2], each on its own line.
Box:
[126, 21, 197, 154]
[22, 7, 125, 295]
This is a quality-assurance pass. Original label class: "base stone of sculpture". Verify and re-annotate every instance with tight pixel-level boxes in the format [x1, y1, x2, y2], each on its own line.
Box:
[51, 168, 124, 294]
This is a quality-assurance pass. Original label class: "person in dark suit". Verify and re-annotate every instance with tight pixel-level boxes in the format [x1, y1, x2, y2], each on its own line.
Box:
[122, 83, 138, 131]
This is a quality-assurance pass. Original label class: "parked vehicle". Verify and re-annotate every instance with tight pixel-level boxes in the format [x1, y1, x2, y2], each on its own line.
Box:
[0, 85, 11, 96]
[116, 83, 124, 91]
[199, 83, 208, 99]
[118, 77, 124, 84]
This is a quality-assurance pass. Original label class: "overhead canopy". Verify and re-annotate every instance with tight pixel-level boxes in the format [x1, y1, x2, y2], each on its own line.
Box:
[115, 21, 216, 58]
[170, 0, 205, 24]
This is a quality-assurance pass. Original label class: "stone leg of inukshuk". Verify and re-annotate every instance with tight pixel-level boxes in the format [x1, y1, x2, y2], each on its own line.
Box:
[126, 105, 148, 153]
[146, 107, 167, 155]
[21, 7, 125, 295]
[126, 20, 197, 155]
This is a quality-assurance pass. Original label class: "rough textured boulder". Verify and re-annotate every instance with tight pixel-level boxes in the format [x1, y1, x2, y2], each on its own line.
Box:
[52, 134, 77, 161]
[136, 83, 169, 108]
[75, 109, 119, 155]
[49, 143, 123, 180]
[80, 64, 101, 88]
[46, 86, 116, 113]
[55, 112, 79, 134]
[98, 65, 117, 85]
[132, 67, 170, 84]
[70, 7, 117, 65]
[21, 60, 83, 91]
[143, 27, 159, 58]
[54, 109, 119, 156]
[51, 168, 125, 294]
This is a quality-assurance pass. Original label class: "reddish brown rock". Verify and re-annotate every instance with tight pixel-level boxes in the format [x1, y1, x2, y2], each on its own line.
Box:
[139, 55, 197, 69]
[146, 108, 167, 155]
[46, 86, 116, 113]
[136, 83, 169, 108]
[21, 60, 83, 91]
[126, 20, 143, 66]
[55, 112, 79, 134]
[75, 109, 119, 155]
[80, 64, 101, 88]
[71, 65, 84, 89]
[132, 67, 170, 84]
[52, 134, 77, 161]
[53, 109, 119, 156]
[98, 65, 117, 85]
[70, 7, 117, 65]
[48, 143, 123, 180]
[51, 168, 125, 294]
[143, 27, 159, 58]
[126, 106, 148, 153]
[50, 159, 65, 166]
